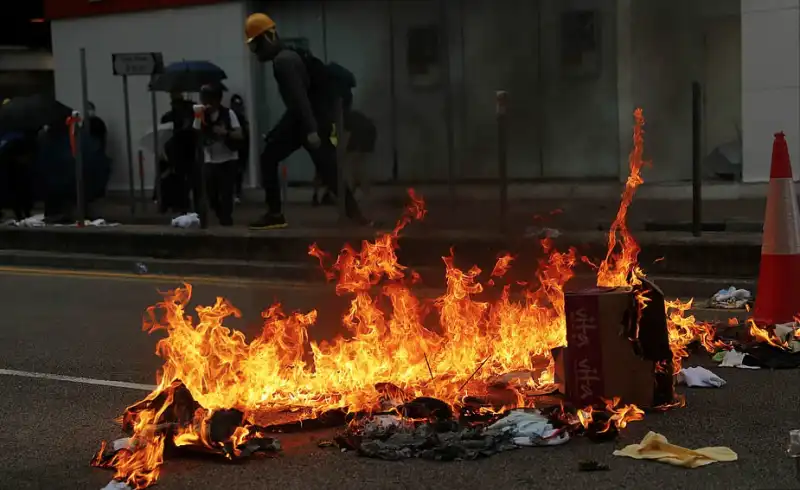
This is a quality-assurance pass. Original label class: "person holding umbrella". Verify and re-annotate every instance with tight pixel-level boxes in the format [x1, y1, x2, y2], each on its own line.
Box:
[244, 12, 370, 229]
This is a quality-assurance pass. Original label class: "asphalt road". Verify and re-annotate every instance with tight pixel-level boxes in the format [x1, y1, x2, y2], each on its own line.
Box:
[0, 268, 798, 490]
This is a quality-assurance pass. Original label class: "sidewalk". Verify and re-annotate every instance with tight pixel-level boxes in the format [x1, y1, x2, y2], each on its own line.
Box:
[91, 189, 769, 232]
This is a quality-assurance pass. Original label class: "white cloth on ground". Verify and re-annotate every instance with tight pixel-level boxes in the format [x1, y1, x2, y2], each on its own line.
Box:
[718, 349, 760, 369]
[171, 213, 200, 229]
[710, 286, 751, 309]
[485, 409, 569, 447]
[100, 480, 132, 490]
[677, 366, 726, 388]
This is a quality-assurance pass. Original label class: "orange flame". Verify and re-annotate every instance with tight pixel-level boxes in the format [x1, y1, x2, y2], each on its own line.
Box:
[94, 109, 726, 488]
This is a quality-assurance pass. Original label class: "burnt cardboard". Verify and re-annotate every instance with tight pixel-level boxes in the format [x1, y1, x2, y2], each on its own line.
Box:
[559, 286, 658, 408]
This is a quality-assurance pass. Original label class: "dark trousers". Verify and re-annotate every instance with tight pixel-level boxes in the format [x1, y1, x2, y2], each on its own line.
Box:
[205, 160, 235, 225]
[4, 161, 33, 221]
[260, 114, 360, 217]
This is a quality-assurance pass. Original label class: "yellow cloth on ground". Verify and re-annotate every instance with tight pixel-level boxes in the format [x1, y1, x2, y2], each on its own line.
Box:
[613, 431, 738, 468]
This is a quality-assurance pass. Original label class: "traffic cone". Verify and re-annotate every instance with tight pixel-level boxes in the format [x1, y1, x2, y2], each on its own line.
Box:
[754, 132, 800, 325]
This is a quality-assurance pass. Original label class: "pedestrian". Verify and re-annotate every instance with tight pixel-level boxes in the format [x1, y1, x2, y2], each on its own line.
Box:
[309, 62, 375, 204]
[158, 92, 196, 213]
[192, 83, 244, 226]
[0, 130, 36, 221]
[244, 12, 370, 229]
[86, 101, 107, 153]
[229, 94, 250, 204]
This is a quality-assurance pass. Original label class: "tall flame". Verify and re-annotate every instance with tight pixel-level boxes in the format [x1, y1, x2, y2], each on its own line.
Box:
[93, 109, 719, 488]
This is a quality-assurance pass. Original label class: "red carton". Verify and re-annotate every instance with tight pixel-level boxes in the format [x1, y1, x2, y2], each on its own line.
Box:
[557, 286, 660, 408]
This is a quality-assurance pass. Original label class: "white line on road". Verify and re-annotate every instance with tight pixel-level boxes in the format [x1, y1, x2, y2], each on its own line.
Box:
[0, 368, 156, 391]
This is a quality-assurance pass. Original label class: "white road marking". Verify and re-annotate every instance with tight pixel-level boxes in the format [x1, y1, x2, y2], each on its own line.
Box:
[0, 368, 156, 391]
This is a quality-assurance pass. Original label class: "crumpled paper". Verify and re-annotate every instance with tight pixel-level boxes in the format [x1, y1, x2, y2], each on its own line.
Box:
[718, 349, 760, 369]
[485, 409, 569, 446]
[171, 213, 200, 229]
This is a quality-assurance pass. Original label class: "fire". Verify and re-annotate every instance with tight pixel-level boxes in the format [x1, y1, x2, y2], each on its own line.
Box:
[93, 109, 719, 488]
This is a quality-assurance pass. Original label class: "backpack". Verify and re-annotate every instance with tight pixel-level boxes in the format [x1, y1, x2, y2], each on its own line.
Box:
[288, 48, 357, 115]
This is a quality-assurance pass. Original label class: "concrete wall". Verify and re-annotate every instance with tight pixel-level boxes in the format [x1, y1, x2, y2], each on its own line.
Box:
[742, 0, 799, 182]
[51, 1, 255, 191]
[249, 0, 624, 183]
[618, 0, 741, 183]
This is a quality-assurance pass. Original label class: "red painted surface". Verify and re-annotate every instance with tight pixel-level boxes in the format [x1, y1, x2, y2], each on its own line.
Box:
[45, 0, 233, 20]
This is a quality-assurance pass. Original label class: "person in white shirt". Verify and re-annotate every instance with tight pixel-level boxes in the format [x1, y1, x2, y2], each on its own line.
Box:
[193, 84, 244, 226]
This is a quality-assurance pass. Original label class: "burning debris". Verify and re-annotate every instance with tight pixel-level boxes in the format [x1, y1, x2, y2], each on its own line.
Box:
[92, 109, 727, 488]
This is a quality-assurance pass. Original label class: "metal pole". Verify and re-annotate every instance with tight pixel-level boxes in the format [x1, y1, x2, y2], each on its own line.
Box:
[321, 1, 329, 62]
[388, 0, 399, 181]
[535, 0, 545, 177]
[138, 150, 146, 206]
[76, 47, 89, 224]
[497, 91, 508, 233]
[440, 0, 455, 202]
[335, 97, 347, 221]
[150, 76, 160, 209]
[691, 81, 702, 237]
[122, 74, 135, 215]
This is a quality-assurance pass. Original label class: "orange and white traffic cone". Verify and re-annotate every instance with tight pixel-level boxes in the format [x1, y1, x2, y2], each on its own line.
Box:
[754, 132, 800, 325]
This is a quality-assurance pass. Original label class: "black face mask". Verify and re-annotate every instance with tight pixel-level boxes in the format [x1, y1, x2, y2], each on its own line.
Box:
[249, 32, 279, 62]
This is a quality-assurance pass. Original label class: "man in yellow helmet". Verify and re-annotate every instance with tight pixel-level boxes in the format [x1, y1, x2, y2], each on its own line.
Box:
[244, 12, 369, 229]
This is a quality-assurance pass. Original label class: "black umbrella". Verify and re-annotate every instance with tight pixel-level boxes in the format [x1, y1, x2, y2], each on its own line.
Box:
[0, 95, 72, 132]
[149, 60, 228, 93]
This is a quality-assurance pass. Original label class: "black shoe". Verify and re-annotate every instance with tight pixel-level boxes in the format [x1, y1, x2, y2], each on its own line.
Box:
[249, 213, 288, 230]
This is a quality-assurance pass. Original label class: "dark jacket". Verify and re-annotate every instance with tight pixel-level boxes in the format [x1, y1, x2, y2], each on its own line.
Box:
[272, 48, 337, 134]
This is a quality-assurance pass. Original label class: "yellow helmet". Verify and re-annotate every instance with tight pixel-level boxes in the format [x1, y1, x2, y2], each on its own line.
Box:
[245, 13, 276, 43]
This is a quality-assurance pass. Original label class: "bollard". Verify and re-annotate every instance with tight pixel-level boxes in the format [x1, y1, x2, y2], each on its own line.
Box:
[138, 150, 146, 208]
[334, 97, 347, 222]
[496, 90, 509, 233]
[691, 81, 703, 237]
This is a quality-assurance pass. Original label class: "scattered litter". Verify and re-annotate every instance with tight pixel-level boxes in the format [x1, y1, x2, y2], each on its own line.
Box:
[718, 349, 760, 369]
[4, 214, 120, 227]
[774, 323, 800, 352]
[330, 403, 574, 462]
[677, 367, 726, 388]
[100, 480, 132, 490]
[742, 343, 800, 369]
[92, 381, 281, 477]
[171, 213, 200, 229]
[613, 431, 737, 468]
[709, 287, 751, 309]
[134, 263, 148, 275]
[484, 409, 569, 447]
[578, 460, 610, 472]
[10, 214, 45, 227]
[788, 429, 800, 457]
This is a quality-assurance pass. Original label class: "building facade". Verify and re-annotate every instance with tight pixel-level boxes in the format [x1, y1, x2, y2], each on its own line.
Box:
[44, 0, 789, 191]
